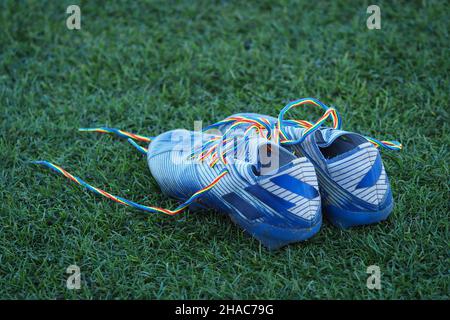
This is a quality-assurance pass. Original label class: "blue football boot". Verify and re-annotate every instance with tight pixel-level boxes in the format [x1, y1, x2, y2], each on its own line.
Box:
[33, 126, 322, 249]
[209, 98, 402, 229]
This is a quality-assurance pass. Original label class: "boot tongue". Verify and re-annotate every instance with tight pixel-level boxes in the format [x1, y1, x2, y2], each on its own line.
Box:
[234, 134, 294, 164]
[230, 133, 296, 178]
[226, 135, 269, 184]
[230, 134, 268, 165]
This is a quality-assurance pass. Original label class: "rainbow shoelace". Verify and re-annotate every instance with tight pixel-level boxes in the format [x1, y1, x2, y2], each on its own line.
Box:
[33, 98, 402, 215]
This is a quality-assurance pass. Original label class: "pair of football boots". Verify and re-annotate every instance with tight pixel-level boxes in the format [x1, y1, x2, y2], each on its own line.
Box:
[35, 98, 402, 249]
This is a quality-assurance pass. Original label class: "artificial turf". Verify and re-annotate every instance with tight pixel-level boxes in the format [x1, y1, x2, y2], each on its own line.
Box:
[0, 0, 448, 299]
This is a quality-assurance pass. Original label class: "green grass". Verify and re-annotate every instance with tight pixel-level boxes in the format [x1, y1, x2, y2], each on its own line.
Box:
[0, 0, 448, 299]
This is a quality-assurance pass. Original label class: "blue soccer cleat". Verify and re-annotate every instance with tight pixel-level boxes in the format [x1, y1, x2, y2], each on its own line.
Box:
[283, 126, 396, 229]
[33, 126, 322, 250]
[146, 129, 322, 249]
[210, 98, 402, 229]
